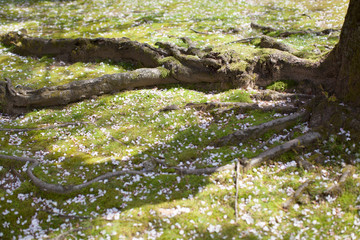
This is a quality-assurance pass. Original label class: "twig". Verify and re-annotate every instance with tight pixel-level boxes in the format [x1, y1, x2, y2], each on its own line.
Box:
[282, 180, 314, 209]
[10, 167, 25, 181]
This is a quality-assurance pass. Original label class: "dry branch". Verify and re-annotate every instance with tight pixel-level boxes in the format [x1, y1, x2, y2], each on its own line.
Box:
[323, 165, 355, 197]
[243, 131, 321, 171]
[214, 111, 308, 146]
[282, 180, 314, 210]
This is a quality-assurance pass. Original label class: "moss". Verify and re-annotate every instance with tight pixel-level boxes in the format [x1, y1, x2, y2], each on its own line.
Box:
[157, 66, 170, 78]
[266, 79, 298, 91]
[227, 60, 248, 72]
[158, 56, 182, 66]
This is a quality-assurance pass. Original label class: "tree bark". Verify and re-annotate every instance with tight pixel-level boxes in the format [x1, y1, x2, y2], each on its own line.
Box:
[321, 0, 360, 106]
[0, 31, 321, 114]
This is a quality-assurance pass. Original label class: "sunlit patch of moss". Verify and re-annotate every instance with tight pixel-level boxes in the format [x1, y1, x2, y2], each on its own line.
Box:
[266, 79, 298, 92]
[217, 89, 252, 103]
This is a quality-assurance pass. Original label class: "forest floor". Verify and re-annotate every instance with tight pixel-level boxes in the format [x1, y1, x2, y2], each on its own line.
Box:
[1, 0, 360, 239]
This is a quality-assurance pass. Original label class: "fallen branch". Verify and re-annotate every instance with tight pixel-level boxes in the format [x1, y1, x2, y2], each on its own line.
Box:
[243, 131, 321, 171]
[0, 122, 88, 132]
[213, 111, 308, 147]
[0, 154, 147, 194]
[282, 180, 314, 210]
[323, 165, 355, 197]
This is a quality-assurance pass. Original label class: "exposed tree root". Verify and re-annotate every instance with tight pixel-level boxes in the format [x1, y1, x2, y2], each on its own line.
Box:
[251, 22, 340, 37]
[296, 157, 314, 171]
[185, 101, 299, 114]
[250, 90, 314, 102]
[0, 32, 327, 115]
[257, 36, 297, 54]
[322, 165, 355, 197]
[213, 111, 308, 147]
[0, 122, 88, 132]
[0, 154, 147, 194]
[0, 128, 322, 194]
[282, 180, 314, 210]
[152, 157, 236, 175]
[243, 132, 321, 171]
[1, 69, 178, 114]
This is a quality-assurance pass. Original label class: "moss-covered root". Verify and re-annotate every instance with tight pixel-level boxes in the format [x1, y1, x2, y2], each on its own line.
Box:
[322, 165, 356, 197]
[1, 68, 177, 115]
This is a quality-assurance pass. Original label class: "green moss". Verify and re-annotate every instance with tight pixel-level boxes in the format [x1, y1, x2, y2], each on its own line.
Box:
[227, 60, 248, 72]
[266, 79, 298, 91]
[158, 56, 182, 66]
[157, 66, 170, 78]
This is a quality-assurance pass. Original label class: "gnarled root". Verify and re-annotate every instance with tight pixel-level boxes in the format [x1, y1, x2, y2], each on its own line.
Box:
[0, 154, 147, 194]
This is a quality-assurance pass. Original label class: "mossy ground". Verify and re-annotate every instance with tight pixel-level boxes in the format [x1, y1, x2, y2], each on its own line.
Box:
[1, 0, 359, 239]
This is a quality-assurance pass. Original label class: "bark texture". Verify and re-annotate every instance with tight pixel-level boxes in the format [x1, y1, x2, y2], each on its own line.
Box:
[0, 31, 321, 114]
[321, 0, 360, 106]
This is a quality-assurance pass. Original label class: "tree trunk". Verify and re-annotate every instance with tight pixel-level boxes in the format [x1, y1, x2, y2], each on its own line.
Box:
[321, 0, 360, 106]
